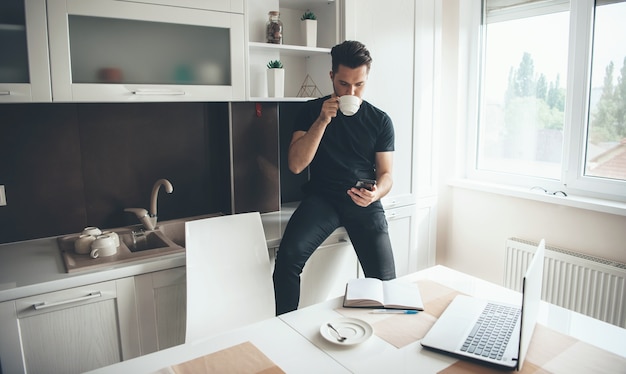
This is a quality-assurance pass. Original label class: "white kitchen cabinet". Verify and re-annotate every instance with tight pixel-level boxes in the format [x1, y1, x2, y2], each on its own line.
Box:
[246, 0, 340, 100]
[0, 0, 51, 102]
[0, 278, 140, 374]
[344, 0, 439, 262]
[416, 197, 437, 270]
[134, 267, 187, 354]
[116, 0, 244, 13]
[46, 0, 245, 102]
[298, 231, 359, 308]
[297, 203, 421, 307]
[386, 204, 419, 277]
[344, 0, 420, 208]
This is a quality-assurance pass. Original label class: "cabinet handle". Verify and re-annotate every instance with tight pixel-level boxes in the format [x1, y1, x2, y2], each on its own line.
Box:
[131, 89, 186, 96]
[0, 91, 11, 95]
[32, 291, 102, 310]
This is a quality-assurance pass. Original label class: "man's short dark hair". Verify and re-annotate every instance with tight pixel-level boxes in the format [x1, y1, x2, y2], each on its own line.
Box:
[331, 40, 372, 73]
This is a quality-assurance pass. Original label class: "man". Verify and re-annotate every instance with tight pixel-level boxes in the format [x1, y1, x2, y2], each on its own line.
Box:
[272, 40, 396, 315]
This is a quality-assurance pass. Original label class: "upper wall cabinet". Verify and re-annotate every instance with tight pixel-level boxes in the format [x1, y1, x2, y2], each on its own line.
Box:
[46, 0, 245, 102]
[116, 0, 244, 13]
[246, 0, 340, 101]
[0, 0, 51, 102]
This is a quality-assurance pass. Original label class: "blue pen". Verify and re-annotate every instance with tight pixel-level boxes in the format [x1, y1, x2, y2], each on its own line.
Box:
[370, 309, 419, 314]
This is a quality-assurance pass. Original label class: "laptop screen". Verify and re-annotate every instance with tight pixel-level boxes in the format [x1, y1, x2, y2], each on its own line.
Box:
[517, 239, 546, 370]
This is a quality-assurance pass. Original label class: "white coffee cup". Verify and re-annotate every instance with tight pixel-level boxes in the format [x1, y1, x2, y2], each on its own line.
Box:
[90, 235, 117, 258]
[101, 231, 120, 248]
[82, 226, 102, 237]
[74, 234, 96, 254]
[338, 95, 361, 116]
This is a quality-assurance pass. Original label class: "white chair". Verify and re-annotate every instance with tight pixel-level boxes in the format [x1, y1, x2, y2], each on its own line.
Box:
[184, 212, 275, 343]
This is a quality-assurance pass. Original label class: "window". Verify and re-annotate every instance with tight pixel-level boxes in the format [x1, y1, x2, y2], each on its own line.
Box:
[470, 0, 626, 201]
[584, 1, 626, 182]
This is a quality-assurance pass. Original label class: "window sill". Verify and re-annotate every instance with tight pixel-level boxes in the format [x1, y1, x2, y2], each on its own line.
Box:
[448, 179, 626, 217]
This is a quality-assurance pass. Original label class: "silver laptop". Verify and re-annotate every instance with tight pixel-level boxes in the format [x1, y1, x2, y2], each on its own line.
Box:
[421, 239, 545, 370]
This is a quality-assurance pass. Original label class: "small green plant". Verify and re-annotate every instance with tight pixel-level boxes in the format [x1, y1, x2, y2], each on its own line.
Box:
[300, 10, 317, 21]
[267, 60, 284, 69]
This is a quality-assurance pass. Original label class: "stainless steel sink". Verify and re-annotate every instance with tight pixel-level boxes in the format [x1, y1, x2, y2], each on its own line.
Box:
[157, 213, 222, 248]
[121, 230, 172, 252]
[157, 221, 185, 247]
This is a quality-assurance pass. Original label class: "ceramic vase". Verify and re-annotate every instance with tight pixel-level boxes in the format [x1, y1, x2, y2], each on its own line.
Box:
[301, 19, 317, 47]
[267, 68, 285, 97]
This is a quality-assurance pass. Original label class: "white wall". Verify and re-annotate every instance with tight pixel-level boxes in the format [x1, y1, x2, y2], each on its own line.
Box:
[437, 186, 626, 284]
[435, 0, 626, 285]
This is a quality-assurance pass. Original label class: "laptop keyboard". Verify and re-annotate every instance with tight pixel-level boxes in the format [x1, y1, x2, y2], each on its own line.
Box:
[460, 303, 521, 360]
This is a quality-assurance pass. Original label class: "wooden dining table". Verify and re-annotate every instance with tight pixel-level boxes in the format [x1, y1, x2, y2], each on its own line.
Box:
[88, 265, 626, 373]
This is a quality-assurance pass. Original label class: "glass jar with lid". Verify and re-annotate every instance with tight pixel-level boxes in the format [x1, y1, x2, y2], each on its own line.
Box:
[266, 11, 283, 44]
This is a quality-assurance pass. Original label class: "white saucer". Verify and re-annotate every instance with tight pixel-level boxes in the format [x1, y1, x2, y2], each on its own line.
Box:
[320, 317, 373, 345]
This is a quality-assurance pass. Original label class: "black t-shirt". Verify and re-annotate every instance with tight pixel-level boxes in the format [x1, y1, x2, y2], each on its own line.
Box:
[295, 95, 395, 198]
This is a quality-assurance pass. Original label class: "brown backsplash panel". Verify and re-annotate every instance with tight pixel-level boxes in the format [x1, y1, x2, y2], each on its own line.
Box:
[0, 104, 85, 241]
[0, 102, 230, 244]
[78, 102, 211, 228]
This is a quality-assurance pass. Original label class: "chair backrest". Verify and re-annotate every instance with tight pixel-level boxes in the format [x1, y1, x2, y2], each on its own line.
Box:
[184, 212, 275, 343]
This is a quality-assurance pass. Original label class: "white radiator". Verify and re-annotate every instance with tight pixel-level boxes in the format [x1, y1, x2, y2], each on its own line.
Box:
[504, 238, 626, 328]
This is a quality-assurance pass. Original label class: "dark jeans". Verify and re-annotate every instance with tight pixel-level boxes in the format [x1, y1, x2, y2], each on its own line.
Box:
[273, 194, 396, 315]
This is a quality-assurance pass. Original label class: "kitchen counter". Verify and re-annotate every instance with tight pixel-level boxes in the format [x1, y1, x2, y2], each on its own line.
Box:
[0, 203, 348, 303]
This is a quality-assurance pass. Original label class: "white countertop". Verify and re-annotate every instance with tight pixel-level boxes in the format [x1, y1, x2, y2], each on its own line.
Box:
[0, 203, 347, 303]
[86, 265, 626, 374]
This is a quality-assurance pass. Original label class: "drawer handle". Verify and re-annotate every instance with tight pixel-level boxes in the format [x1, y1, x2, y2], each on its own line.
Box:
[0, 91, 11, 96]
[32, 291, 102, 310]
[131, 89, 186, 96]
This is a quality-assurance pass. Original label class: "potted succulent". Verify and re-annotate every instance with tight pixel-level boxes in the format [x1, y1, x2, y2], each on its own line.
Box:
[300, 10, 317, 47]
[266, 60, 284, 97]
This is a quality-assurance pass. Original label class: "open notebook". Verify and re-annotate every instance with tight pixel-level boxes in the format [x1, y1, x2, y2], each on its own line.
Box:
[421, 239, 545, 370]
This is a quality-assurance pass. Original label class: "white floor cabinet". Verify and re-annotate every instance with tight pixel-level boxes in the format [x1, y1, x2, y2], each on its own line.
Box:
[298, 232, 358, 308]
[0, 278, 140, 374]
[387, 204, 420, 277]
[134, 267, 187, 354]
[297, 203, 420, 308]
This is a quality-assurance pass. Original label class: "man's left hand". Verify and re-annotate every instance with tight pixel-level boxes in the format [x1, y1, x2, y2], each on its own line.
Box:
[347, 185, 378, 207]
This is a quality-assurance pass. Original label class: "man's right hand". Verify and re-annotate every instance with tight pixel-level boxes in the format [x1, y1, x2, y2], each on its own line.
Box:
[318, 94, 340, 124]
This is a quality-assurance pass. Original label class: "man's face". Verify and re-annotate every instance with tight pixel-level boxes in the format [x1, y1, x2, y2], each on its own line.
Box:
[330, 64, 368, 98]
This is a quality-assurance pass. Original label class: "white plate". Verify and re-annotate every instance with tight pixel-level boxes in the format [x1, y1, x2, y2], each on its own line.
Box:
[320, 317, 373, 346]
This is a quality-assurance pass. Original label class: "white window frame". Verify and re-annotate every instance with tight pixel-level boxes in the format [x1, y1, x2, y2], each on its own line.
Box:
[464, 0, 626, 205]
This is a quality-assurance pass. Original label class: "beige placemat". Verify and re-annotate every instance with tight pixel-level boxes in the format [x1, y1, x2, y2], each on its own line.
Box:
[336, 280, 464, 348]
[169, 341, 285, 374]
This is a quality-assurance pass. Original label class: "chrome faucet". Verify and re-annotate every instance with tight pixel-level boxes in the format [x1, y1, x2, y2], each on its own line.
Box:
[125, 178, 174, 231]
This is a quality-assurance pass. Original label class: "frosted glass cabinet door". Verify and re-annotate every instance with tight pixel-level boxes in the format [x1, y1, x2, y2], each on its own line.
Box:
[0, 0, 51, 102]
[47, 0, 245, 102]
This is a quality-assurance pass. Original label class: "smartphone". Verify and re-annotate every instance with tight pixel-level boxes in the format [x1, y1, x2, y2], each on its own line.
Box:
[355, 179, 376, 191]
